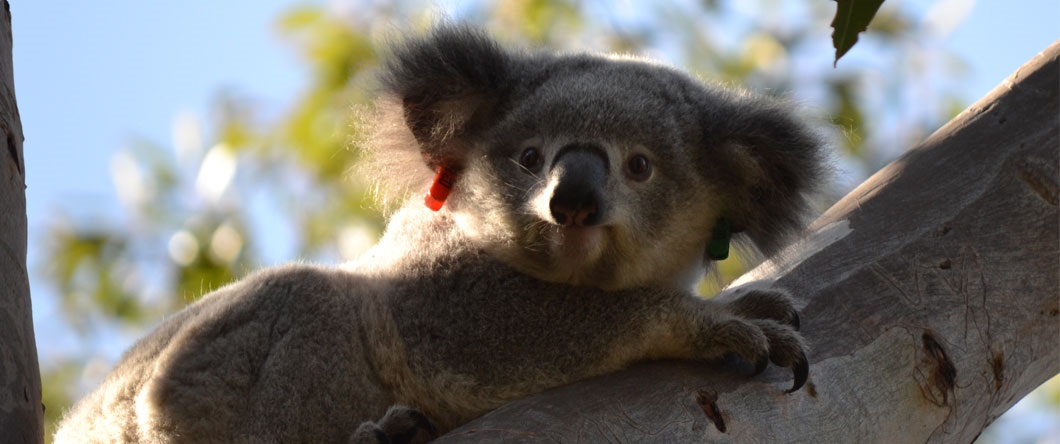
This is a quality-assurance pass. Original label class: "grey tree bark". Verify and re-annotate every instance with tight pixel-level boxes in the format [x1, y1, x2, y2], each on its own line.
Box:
[437, 42, 1060, 443]
[0, 1, 43, 443]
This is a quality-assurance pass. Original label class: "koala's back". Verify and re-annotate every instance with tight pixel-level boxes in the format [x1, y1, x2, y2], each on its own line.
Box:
[53, 264, 404, 444]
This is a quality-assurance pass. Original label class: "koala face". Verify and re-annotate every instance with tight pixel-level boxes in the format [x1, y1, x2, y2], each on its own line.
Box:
[448, 59, 725, 289]
[370, 26, 826, 290]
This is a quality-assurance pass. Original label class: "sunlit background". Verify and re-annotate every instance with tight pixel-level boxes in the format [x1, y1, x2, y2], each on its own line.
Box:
[15, 0, 1059, 441]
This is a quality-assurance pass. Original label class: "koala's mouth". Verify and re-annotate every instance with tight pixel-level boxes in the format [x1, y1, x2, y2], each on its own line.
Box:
[547, 225, 606, 265]
[505, 221, 622, 287]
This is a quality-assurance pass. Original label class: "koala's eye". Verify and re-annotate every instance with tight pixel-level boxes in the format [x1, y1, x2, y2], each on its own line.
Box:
[626, 154, 652, 181]
[518, 147, 543, 173]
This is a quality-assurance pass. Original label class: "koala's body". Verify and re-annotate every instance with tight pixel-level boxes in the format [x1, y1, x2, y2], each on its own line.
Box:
[55, 26, 826, 444]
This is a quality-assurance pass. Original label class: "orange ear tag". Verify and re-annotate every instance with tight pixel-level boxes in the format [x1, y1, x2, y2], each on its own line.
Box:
[424, 167, 458, 211]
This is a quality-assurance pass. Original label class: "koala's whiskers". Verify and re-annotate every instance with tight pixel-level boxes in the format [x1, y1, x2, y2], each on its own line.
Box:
[520, 219, 554, 254]
[508, 157, 542, 181]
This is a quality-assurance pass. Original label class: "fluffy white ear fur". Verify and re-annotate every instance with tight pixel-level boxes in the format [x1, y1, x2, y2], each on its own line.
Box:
[353, 98, 435, 212]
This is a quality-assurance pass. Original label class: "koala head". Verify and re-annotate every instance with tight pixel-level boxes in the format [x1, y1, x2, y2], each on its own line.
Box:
[366, 25, 827, 291]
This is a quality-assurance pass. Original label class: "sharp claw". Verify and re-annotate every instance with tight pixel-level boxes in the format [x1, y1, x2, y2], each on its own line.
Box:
[786, 352, 809, 394]
[790, 310, 801, 331]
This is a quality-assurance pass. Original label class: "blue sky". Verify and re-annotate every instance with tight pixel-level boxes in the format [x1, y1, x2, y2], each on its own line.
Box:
[13, 0, 1060, 439]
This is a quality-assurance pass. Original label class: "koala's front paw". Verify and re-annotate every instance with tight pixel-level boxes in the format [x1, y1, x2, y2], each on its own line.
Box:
[703, 289, 808, 393]
[725, 288, 802, 329]
[350, 405, 437, 444]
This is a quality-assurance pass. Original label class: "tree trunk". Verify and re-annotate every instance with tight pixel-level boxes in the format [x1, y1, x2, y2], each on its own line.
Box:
[0, 1, 43, 443]
[437, 42, 1060, 443]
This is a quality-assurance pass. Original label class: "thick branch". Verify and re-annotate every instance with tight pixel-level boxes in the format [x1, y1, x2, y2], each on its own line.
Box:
[438, 43, 1060, 443]
[0, 1, 44, 443]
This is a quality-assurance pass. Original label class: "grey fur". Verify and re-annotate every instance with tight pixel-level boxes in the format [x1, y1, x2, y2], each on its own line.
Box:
[55, 25, 826, 444]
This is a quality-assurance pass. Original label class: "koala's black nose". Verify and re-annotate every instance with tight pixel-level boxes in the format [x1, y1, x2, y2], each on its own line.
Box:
[549, 144, 609, 227]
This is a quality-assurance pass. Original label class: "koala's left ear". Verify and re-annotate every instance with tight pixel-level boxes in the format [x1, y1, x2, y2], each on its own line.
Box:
[705, 94, 829, 258]
[380, 25, 514, 172]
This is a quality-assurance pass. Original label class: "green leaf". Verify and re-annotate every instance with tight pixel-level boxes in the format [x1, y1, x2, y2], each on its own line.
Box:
[831, 0, 885, 66]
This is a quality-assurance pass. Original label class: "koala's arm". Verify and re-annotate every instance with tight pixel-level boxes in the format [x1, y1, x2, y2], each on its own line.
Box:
[384, 251, 805, 430]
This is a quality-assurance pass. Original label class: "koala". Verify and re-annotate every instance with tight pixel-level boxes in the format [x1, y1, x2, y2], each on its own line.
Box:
[54, 25, 827, 444]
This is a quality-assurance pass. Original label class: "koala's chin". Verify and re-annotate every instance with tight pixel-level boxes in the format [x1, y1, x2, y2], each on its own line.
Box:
[545, 224, 605, 261]
[492, 220, 648, 290]
[507, 215, 711, 291]
[534, 224, 613, 284]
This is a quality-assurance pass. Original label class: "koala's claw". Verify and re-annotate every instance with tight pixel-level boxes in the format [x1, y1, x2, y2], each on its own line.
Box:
[787, 351, 809, 393]
[790, 310, 801, 331]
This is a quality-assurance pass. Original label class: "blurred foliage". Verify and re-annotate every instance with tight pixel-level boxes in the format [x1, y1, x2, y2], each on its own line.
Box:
[40, 360, 80, 442]
[43, 0, 1041, 441]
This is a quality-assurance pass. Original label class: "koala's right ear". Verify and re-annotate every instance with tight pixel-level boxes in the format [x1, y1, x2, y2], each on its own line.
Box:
[379, 25, 513, 172]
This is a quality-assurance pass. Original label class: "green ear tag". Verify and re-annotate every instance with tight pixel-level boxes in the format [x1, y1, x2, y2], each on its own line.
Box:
[707, 218, 731, 261]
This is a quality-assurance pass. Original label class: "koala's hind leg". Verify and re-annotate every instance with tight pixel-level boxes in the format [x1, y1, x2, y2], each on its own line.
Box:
[350, 405, 437, 444]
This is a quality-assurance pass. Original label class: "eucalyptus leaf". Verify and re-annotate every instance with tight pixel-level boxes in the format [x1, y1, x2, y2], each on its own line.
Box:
[831, 0, 885, 65]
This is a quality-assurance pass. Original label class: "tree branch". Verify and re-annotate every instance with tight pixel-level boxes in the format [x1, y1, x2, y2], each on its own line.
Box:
[0, 1, 44, 443]
[437, 42, 1060, 443]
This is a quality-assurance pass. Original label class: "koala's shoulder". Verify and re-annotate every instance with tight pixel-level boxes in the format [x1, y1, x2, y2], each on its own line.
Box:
[234, 263, 347, 297]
